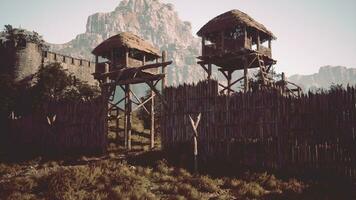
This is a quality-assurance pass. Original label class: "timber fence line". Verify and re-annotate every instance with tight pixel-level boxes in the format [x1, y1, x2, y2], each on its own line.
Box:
[161, 80, 356, 178]
[3, 98, 107, 156]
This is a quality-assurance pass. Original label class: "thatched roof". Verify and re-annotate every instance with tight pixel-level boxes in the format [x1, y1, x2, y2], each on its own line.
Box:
[92, 32, 160, 58]
[197, 10, 276, 40]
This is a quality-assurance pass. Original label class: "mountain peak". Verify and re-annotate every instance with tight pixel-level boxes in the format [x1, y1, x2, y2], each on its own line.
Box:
[51, 0, 203, 85]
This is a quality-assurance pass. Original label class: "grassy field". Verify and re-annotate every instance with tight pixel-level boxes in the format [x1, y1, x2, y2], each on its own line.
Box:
[0, 116, 355, 200]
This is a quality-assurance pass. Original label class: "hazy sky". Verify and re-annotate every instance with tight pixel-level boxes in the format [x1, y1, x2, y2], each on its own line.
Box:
[0, 0, 355, 75]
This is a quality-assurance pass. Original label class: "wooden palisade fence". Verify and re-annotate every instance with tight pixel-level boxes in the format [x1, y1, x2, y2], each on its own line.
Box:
[161, 80, 356, 178]
[3, 97, 107, 157]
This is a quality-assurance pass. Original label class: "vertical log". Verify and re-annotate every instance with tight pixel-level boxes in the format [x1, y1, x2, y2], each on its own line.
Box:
[202, 36, 206, 56]
[227, 71, 232, 96]
[244, 26, 249, 48]
[268, 40, 272, 49]
[103, 63, 110, 137]
[150, 83, 155, 149]
[124, 84, 132, 150]
[125, 49, 129, 68]
[256, 31, 260, 51]
[244, 59, 249, 93]
[95, 56, 99, 73]
[161, 51, 167, 91]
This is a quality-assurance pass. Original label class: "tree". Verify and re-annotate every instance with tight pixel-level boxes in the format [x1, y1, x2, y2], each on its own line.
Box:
[34, 63, 72, 101]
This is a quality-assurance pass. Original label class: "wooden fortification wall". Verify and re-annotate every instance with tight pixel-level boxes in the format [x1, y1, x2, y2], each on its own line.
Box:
[2, 98, 107, 157]
[161, 80, 356, 178]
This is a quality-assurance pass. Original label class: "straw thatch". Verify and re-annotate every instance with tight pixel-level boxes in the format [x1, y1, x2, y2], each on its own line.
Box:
[92, 32, 160, 58]
[197, 10, 276, 40]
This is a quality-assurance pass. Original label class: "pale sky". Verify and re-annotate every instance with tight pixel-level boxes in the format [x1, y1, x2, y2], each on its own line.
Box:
[0, 0, 355, 76]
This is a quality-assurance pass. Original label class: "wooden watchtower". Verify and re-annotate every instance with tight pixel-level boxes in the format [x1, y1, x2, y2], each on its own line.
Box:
[92, 32, 172, 150]
[197, 10, 277, 94]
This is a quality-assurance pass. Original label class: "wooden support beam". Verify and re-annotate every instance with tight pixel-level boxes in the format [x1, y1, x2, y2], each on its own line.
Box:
[256, 31, 260, 51]
[268, 40, 272, 49]
[219, 83, 235, 94]
[108, 97, 125, 112]
[220, 70, 229, 80]
[147, 81, 167, 108]
[221, 76, 244, 93]
[102, 74, 165, 86]
[124, 84, 132, 150]
[199, 63, 209, 73]
[161, 51, 168, 92]
[202, 37, 206, 56]
[95, 61, 172, 80]
[130, 88, 150, 114]
[150, 83, 155, 149]
[244, 58, 249, 93]
[125, 49, 129, 67]
[227, 71, 232, 96]
[131, 94, 155, 113]
[102, 63, 110, 137]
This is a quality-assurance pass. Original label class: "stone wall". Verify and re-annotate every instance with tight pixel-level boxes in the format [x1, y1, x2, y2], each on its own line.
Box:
[0, 41, 98, 86]
[14, 43, 43, 82]
[43, 51, 97, 86]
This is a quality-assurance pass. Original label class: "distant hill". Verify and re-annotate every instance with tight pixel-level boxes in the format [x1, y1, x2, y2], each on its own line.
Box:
[288, 66, 356, 92]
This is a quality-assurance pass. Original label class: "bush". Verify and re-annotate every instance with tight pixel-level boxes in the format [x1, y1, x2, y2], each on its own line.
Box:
[190, 176, 220, 193]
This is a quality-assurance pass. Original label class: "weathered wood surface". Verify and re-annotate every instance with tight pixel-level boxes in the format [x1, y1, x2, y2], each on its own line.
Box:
[162, 80, 356, 178]
[5, 98, 107, 156]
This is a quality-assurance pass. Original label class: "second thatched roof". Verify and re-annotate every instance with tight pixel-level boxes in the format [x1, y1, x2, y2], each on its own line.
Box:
[197, 9, 276, 40]
[92, 32, 160, 59]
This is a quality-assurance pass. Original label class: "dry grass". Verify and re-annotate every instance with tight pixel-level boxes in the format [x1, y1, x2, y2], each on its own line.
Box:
[0, 155, 314, 200]
[1, 118, 344, 200]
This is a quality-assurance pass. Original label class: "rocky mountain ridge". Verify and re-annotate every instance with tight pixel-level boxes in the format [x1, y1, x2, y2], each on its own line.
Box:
[50, 0, 204, 86]
[288, 66, 356, 91]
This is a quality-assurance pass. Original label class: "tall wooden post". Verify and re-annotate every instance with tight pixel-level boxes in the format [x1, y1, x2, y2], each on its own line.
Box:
[227, 71, 232, 96]
[150, 83, 155, 149]
[244, 59, 249, 93]
[256, 31, 261, 51]
[124, 49, 132, 150]
[124, 84, 132, 150]
[202, 37, 206, 56]
[281, 72, 286, 95]
[103, 63, 110, 136]
[161, 51, 167, 91]
[268, 40, 272, 49]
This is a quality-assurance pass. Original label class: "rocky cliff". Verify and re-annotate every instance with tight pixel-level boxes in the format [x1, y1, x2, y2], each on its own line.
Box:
[50, 0, 204, 86]
[288, 66, 356, 91]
